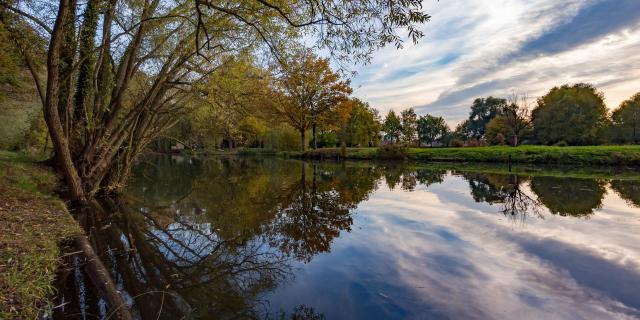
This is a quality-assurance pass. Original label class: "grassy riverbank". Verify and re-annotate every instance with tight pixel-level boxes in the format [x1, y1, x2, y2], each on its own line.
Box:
[0, 151, 80, 319]
[240, 145, 640, 166]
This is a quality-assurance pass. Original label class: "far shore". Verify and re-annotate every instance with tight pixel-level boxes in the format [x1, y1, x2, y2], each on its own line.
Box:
[228, 145, 640, 166]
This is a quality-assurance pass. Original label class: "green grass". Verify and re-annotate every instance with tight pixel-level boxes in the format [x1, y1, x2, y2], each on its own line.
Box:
[0, 151, 80, 319]
[248, 145, 640, 166]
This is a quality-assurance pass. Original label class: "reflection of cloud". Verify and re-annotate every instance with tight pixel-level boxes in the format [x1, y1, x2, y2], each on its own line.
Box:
[266, 174, 640, 319]
[352, 0, 640, 124]
[515, 236, 640, 314]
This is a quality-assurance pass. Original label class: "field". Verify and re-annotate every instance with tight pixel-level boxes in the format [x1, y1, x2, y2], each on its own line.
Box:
[240, 145, 640, 166]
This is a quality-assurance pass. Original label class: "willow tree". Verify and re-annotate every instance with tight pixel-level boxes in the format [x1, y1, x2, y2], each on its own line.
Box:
[3, 0, 430, 202]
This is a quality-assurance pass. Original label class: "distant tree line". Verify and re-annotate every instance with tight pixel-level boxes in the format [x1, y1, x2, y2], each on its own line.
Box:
[380, 83, 640, 147]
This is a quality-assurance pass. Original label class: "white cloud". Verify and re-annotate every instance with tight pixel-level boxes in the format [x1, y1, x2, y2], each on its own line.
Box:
[352, 0, 640, 125]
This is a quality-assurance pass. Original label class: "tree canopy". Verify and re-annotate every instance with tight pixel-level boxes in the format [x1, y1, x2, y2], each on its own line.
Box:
[417, 114, 448, 147]
[466, 97, 507, 140]
[611, 92, 640, 144]
[400, 108, 418, 144]
[532, 84, 608, 145]
[2, 0, 432, 201]
[382, 110, 402, 143]
[273, 50, 351, 150]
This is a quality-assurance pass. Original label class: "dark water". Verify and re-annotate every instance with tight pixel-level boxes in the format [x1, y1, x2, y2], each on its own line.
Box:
[59, 156, 640, 319]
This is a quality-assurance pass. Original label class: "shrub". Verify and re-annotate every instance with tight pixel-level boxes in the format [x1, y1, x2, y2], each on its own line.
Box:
[450, 139, 465, 148]
[466, 140, 487, 147]
[376, 145, 407, 160]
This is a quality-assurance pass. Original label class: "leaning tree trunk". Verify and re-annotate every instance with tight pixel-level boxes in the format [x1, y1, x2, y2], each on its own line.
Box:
[44, 0, 86, 202]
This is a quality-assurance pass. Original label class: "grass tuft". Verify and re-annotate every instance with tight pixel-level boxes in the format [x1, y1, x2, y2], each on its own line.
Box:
[0, 151, 81, 319]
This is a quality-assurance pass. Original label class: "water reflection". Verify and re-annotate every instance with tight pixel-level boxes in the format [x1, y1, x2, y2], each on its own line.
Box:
[611, 179, 640, 208]
[61, 157, 640, 319]
[530, 176, 606, 217]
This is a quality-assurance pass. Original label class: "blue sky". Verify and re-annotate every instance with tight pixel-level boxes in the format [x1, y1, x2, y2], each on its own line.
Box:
[352, 0, 640, 124]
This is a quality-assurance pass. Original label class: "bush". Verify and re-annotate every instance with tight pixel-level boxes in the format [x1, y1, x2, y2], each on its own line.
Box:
[450, 139, 465, 148]
[466, 140, 487, 147]
[376, 144, 408, 160]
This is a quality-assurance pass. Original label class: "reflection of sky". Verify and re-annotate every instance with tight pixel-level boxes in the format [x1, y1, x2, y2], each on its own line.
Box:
[266, 174, 640, 319]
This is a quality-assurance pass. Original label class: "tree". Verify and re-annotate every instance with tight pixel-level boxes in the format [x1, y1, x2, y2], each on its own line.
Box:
[400, 108, 418, 144]
[192, 56, 272, 149]
[611, 92, 640, 144]
[5, 0, 431, 201]
[343, 99, 381, 147]
[273, 50, 351, 150]
[532, 84, 608, 145]
[466, 97, 507, 140]
[382, 110, 402, 143]
[486, 94, 532, 146]
[417, 114, 448, 147]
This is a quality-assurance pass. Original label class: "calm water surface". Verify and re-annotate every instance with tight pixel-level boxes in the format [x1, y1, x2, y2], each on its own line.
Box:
[65, 156, 640, 319]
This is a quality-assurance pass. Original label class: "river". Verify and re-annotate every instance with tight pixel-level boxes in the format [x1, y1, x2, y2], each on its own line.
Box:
[55, 156, 640, 319]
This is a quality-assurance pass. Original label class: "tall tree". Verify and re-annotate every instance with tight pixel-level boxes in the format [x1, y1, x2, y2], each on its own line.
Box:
[532, 84, 608, 145]
[192, 56, 272, 149]
[382, 110, 402, 143]
[4, 0, 431, 201]
[344, 99, 381, 147]
[274, 50, 351, 150]
[466, 97, 507, 140]
[486, 94, 532, 146]
[611, 92, 640, 144]
[417, 114, 448, 147]
[400, 108, 418, 144]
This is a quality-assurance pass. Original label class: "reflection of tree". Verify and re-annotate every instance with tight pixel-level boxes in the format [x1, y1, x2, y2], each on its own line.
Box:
[382, 165, 446, 191]
[415, 169, 446, 187]
[463, 173, 512, 204]
[611, 180, 640, 208]
[71, 157, 381, 318]
[530, 176, 605, 217]
[77, 199, 290, 319]
[127, 155, 203, 205]
[383, 164, 403, 190]
[461, 173, 542, 221]
[268, 163, 376, 262]
[401, 171, 417, 191]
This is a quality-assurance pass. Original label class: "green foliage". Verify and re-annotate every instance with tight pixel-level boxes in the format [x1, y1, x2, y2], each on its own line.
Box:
[400, 108, 418, 144]
[342, 99, 381, 147]
[294, 145, 640, 165]
[264, 124, 304, 151]
[376, 144, 408, 160]
[531, 176, 605, 216]
[0, 23, 23, 93]
[466, 97, 507, 140]
[453, 119, 474, 141]
[485, 116, 508, 145]
[0, 84, 46, 151]
[532, 83, 608, 145]
[382, 110, 402, 143]
[417, 114, 448, 146]
[316, 131, 338, 148]
[611, 92, 640, 144]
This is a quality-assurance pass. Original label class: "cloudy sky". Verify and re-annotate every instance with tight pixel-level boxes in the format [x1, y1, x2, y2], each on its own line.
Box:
[352, 0, 640, 125]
